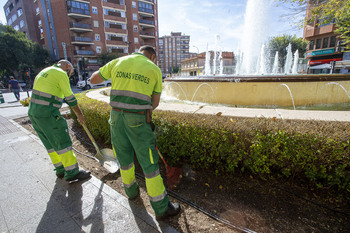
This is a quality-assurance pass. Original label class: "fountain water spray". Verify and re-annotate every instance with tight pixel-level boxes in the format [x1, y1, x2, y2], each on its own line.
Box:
[239, 0, 272, 74]
[292, 49, 299, 74]
[272, 51, 279, 74]
[205, 43, 211, 75]
[258, 44, 267, 74]
[284, 43, 293, 74]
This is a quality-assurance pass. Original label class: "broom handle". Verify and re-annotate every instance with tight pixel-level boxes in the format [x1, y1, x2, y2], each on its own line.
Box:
[82, 124, 101, 153]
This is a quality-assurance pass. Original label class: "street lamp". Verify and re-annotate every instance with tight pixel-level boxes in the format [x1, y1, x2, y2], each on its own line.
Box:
[192, 45, 199, 54]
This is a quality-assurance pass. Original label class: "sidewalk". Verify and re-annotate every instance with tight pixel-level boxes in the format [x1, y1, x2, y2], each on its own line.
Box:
[0, 92, 178, 233]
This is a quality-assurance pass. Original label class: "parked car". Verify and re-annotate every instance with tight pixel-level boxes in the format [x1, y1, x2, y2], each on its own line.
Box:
[77, 78, 111, 90]
[19, 81, 26, 88]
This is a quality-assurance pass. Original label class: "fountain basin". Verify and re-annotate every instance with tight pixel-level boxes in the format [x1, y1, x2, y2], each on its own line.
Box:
[163, 74, 350, 108]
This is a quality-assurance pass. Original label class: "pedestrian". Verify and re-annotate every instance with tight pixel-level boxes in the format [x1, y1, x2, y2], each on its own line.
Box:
[89, 46, 181, 220]
[28, 60, 91, 182]
[8, 76, 22, 101]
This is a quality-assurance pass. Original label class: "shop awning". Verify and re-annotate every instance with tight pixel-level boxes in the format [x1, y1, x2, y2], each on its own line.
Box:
[308, 58, 342, 65]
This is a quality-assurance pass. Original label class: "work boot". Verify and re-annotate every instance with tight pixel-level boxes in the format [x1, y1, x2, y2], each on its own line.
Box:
[65, 170, 91, 182]
[156, 202, 181, 220]
[56, 173, 65, 179]
[128, 186, 140, 201]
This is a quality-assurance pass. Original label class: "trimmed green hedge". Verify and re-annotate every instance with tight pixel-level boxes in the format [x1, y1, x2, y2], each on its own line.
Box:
[72, 92, 350, 194]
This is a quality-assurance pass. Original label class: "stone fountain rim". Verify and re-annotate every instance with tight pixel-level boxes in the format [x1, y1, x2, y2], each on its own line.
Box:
[165, 74, 350, 83]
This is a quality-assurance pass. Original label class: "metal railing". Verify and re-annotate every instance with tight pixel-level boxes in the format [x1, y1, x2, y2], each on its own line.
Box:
[67, 8, 90, 16]
[70, 22, 91, 29]
[139, 7, 153, 14]
[72, 36, 93, 42]
[139, 19, 154, 25]
[75, 50, 94, 55]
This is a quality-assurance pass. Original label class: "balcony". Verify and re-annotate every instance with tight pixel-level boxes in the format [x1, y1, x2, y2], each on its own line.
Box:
[72, 36, 94, 45]
[139, 19, 154, 28]
[304, 24, 336, 39]
[105, 26, 127, 34]
[138, 7, 153, 15]
[104, 13, 126, 22]
[74, 50, 95, 56]
[140, 41, 155, 47]
[106, 36, 127, 46]
[139, 0, 153, 3]
[140, 31, 155, 38]
[102, 0, 125, 10]
[67, 7, 91, 19]
[69, 22, 92, 32]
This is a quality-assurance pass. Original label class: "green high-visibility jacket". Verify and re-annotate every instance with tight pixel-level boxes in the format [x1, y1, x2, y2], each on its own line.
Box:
[28, 64, 78, 117]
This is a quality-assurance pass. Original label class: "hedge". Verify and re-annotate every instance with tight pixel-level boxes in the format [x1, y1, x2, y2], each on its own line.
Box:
[72, 92, 350, 194]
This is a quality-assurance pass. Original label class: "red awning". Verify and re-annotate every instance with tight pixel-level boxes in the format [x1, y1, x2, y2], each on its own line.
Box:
[309, 58, 342, 66]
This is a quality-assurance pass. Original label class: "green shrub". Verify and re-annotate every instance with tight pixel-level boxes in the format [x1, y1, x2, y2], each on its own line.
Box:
[70, 92, 111, 144]
[73, 93, 350, 194]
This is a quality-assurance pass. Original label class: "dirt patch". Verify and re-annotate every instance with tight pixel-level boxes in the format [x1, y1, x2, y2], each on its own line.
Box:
[16, 113, 350, 233]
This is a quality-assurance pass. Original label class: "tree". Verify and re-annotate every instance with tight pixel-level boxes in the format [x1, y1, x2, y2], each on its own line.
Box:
[267, 34, 307, 69]
[276, 0, 350, 49]
[171, 66, 180, 74]
[97, 52, 122, 66]
[0, 24, 32, 75]
[0, 24, 50, 76]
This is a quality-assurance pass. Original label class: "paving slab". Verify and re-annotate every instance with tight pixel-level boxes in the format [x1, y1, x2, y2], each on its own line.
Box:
[0, 103, 179, 233]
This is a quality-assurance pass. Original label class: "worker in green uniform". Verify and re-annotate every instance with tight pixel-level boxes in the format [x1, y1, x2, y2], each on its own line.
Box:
[89, 46, 181, 220]
[28, 60, 91, 182]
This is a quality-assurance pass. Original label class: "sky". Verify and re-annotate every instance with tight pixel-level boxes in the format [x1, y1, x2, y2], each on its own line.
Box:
[0, 0, 304, 53]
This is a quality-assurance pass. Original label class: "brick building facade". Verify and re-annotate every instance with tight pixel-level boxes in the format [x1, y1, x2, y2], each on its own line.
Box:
[3, 0, 159, 77]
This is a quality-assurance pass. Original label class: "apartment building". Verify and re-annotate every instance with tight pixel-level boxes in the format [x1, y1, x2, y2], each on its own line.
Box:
[3, 0, 43, 46]
[303, 0, 349, 74]
[181, 51, 235, 76]
[158, 32, 190, 74]
[3, 0, 159, 77]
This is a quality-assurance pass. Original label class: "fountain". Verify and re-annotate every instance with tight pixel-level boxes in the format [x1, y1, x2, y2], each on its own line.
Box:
[163, 0, 350, 109]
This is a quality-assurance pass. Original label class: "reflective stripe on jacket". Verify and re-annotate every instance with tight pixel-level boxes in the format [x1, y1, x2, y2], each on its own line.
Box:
[110, 89, 152, 111]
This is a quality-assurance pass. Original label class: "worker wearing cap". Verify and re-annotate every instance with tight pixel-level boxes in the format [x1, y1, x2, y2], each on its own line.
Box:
[89, 46, 181, 220]
[28, 60, 91, 182]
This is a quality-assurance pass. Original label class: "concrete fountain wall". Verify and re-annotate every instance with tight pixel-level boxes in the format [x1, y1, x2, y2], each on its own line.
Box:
[163, 74, 350, 107]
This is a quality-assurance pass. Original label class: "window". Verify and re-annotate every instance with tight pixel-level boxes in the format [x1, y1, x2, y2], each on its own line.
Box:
[133, 13, 137, 21]
[14, 25, 19, 31]
[329, 36, 336, 47]
[11, 14, 17, 22]
[36, 7, 39, 14]
[17, 8, 23, 17]
[92, 6, 98, 14]
[138, 2, 153, 14]
[38, 20, 42, 26]
[132, 1, 136, 8]
[95, 34, 100, 41]
[133, 25, 138, 32]
[322, 37, 329, 49]
[134, 37, 139, 44]
[20, 20, 24, 28]
[316, 38, 322, 49]
[5, 7, 10, 17]
[93, 20, 99, 27]
[67, 0, 90, 15]
[309, 40, 314, 50]
[96, 46, 102, 54]
[8, 18, 13, 25]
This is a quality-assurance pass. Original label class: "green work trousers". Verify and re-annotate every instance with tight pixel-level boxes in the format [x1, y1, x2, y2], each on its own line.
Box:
[28, 113, 79, 180]
[109, 109, 169, 216]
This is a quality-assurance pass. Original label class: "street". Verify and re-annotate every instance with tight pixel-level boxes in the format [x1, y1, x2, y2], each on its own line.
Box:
[1, 84, 83, 103]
